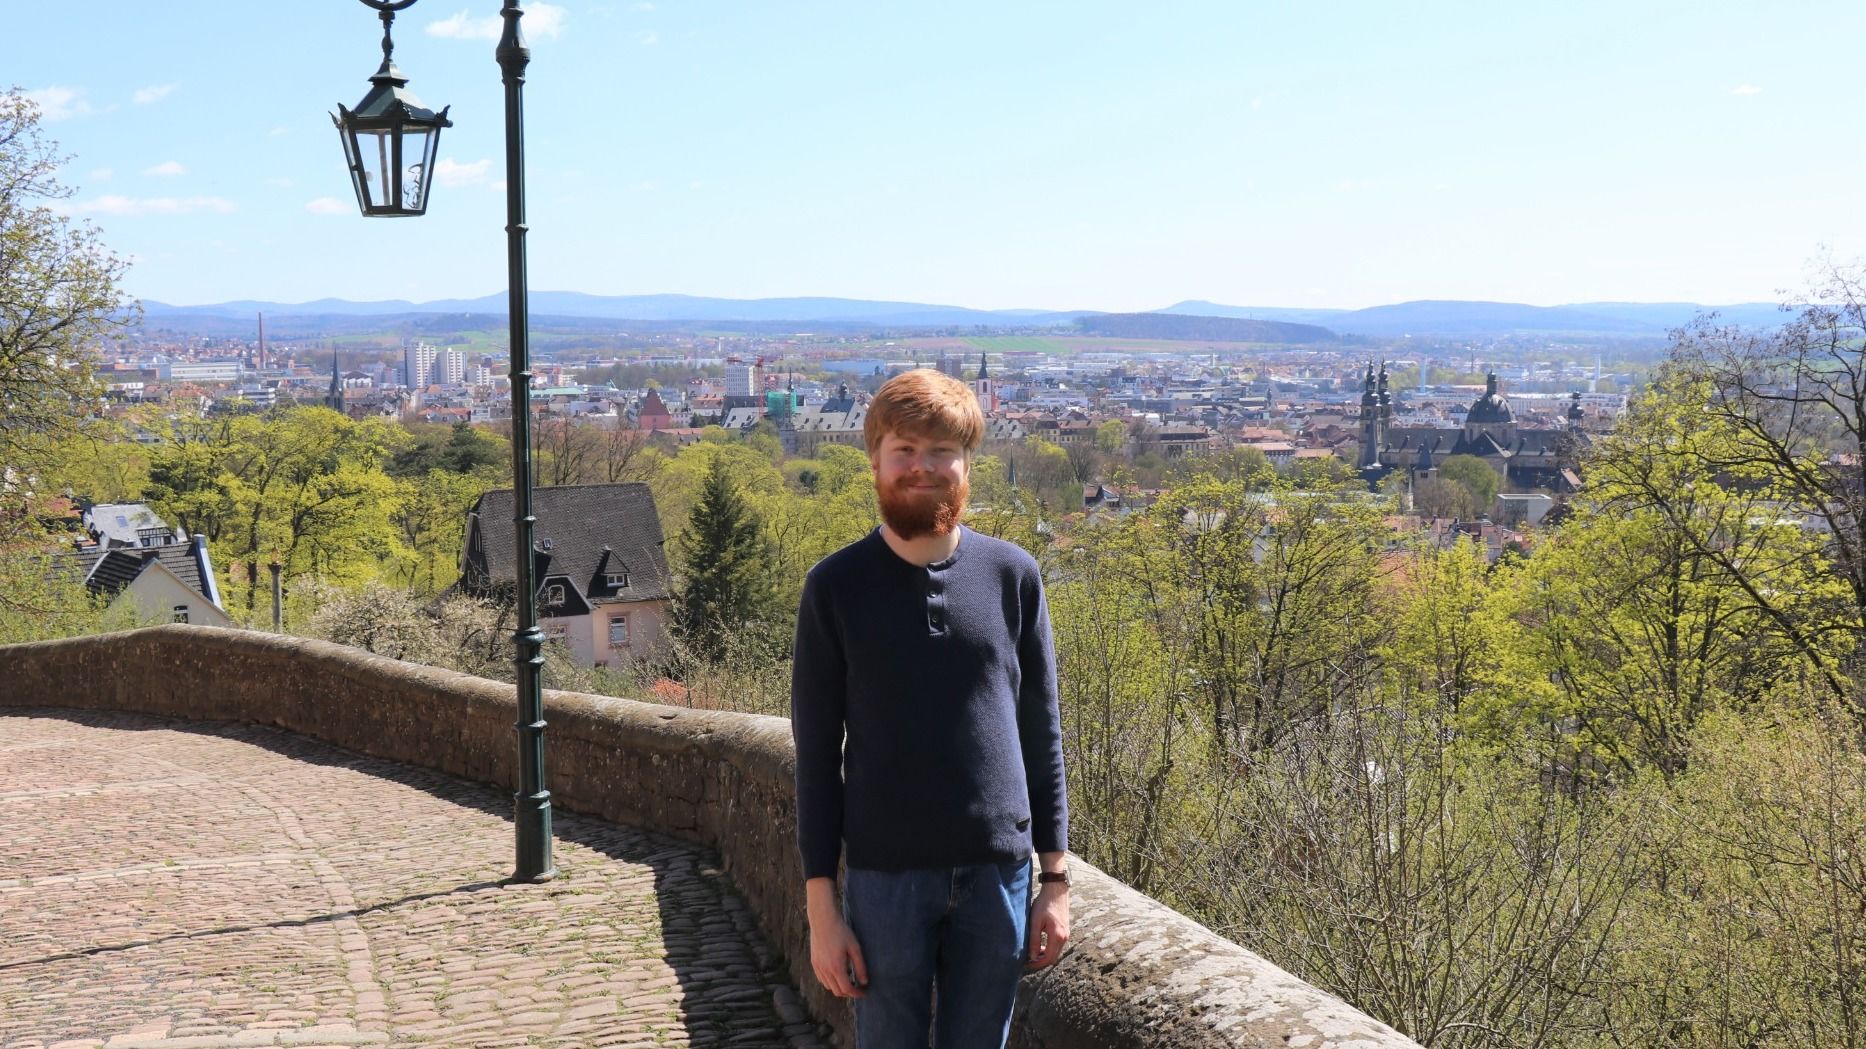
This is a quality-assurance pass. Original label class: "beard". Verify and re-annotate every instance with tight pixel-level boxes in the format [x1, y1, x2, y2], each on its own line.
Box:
[877, 471, 969, 540]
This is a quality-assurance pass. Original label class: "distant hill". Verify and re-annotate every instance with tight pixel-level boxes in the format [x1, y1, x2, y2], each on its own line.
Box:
[1075, 313, 1336, 344]
[1562, 301, 1787, 330]
[1155, 300, 1351, 327]
[1157, 298, 1783, 337]
[1330, 300, 1652, 336]
[134, 291, 1786, 338]
[139, 292, 1099, 329]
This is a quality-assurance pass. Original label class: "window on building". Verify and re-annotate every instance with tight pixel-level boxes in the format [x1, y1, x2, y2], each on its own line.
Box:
[545, 621, 568, 641]
[172, 605, 190, 624]
[605, 572, 628, 589]
[544, 583, 566, 607]
[608, 617, 629, 646]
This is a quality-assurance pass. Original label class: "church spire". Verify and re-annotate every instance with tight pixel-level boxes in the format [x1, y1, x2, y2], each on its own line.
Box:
[326, 353, 343, 412]
[978, 351, 989, 380]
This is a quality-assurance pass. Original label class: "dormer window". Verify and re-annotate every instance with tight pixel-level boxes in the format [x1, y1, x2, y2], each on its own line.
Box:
[605, 572, 629, 589]
[544, 583, 566, 607]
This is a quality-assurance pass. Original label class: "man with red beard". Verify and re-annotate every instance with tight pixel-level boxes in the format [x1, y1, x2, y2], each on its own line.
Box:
[790, 368, 1071, 1049]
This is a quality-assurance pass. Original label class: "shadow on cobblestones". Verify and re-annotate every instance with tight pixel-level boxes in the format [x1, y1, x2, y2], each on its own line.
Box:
[1, 707, 830, 1048]
[0, 880, 505, 974]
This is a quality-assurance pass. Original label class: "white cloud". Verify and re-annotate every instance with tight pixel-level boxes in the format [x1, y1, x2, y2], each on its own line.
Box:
[267, 177, 297, 189]
[1731, 84, 1763, 96]
[427, 2, 565, 41]
[427, 10, 497, 39]
[637, 30, 659, 45]
[89, 167, 113, 182]
[68, 195, 236, 216]
[26, 86, 91, 121]
[304, 197, 350, 216]
[1250, 96, 1263, 111]
[133, 84, 177, 105]
[436, 157, 494, 187]
[143, 161, 187, 177]
[269, 126, 289, 137]
[633, 1, 655, 9]
[526, 3, 569, 37]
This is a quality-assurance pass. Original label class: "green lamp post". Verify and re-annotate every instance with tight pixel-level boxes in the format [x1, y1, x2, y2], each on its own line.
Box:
[332, 0, 556, 883]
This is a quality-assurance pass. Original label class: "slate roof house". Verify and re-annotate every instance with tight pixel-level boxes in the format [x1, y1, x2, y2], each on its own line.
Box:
[52, 534, 230, 627]
[461, 484, 672, 668]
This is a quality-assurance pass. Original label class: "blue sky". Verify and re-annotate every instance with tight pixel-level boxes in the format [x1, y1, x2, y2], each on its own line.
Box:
[12, 1, 1864, 311]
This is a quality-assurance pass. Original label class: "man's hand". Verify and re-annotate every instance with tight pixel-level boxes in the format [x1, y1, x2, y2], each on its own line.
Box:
[1026, 880, 1071, 970]
[806, 877, 867, 998]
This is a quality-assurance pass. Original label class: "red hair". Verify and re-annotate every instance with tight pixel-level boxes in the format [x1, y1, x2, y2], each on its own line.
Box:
[863, 368, 985, 454]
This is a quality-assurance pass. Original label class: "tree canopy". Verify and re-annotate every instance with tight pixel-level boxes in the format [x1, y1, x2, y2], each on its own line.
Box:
[0, 88, 134, 540]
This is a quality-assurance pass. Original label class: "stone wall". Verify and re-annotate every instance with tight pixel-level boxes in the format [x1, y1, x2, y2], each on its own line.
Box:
[0, 625, 1421, 1049]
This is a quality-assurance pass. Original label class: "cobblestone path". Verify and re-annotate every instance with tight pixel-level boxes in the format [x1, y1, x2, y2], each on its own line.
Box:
[0, 709, 831, 1049]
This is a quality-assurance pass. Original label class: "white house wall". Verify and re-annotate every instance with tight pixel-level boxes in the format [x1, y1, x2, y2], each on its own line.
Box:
[124, 563, 231, 628]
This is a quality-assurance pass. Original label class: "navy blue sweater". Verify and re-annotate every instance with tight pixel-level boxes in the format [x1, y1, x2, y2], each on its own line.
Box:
[790, 526, 1069, 881]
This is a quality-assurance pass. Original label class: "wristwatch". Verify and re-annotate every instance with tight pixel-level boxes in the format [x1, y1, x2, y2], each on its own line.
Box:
[1037, 868, 1070, 887]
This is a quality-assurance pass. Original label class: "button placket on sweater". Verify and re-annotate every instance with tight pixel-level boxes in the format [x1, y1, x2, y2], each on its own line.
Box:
[925, 564, 949, 636]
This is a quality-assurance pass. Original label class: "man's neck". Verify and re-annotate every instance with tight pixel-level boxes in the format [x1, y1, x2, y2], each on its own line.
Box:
[878, 522, 963, 567]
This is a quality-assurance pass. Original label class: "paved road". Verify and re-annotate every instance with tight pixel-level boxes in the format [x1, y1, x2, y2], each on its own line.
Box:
[0, 709, 831, 1049]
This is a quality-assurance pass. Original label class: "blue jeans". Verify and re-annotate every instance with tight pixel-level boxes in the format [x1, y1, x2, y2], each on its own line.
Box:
[843, 860, 1032, 1049]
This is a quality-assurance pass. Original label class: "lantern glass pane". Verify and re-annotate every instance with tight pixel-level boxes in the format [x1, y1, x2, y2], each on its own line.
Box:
[401, 128, 432, 212]
[354, 128, 392, 211]
[337, 126, 367, 213]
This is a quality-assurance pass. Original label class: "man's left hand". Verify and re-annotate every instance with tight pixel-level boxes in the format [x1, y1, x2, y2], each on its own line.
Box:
[1026, 882, 1071, 970]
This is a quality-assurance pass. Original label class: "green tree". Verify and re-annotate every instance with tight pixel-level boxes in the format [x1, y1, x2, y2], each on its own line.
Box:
[1014, 436, 1078, 511]
[1167, 445, 1272, 488]
[146, 407, 403, 618]
[1436, 454, 1501, 517]
[388, 467, 492, 595]
[648, 438, 786, 539]
[1095, 419, 1128, 456]
[1657, 269, 1866, 696]
[388, 421, 506, 479]
[1378, 537, 1553, 746]
[0, 89, 134, 545]
[1587, 363, 1856, 707]
[669, 457, 780, 664]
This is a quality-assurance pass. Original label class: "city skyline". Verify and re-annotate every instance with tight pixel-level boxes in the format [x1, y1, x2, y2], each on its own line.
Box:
[13, 1, 1865, 312]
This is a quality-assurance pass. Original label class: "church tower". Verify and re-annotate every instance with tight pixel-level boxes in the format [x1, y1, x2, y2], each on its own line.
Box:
[1377, 359, 1393, 426]
[1356, 362, 1384, 475]
[973, 351, 997, 413]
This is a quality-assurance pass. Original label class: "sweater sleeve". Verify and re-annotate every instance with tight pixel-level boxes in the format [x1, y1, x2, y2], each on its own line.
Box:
[790, 569, 847, 881]
[1016, 565, 1069, 855]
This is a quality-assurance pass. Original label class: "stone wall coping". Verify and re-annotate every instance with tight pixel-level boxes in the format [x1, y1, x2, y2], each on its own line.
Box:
[0, 625, 1421, 1049]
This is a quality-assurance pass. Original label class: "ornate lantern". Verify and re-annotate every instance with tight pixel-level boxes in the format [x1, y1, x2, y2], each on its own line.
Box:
[331, 0, 453, 217]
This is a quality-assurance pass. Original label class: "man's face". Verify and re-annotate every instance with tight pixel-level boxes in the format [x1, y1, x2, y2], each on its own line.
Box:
[871, 428, 971, 540]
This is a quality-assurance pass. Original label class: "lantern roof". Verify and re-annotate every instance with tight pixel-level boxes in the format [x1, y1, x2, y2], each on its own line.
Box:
[340, 62, 451, 130]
